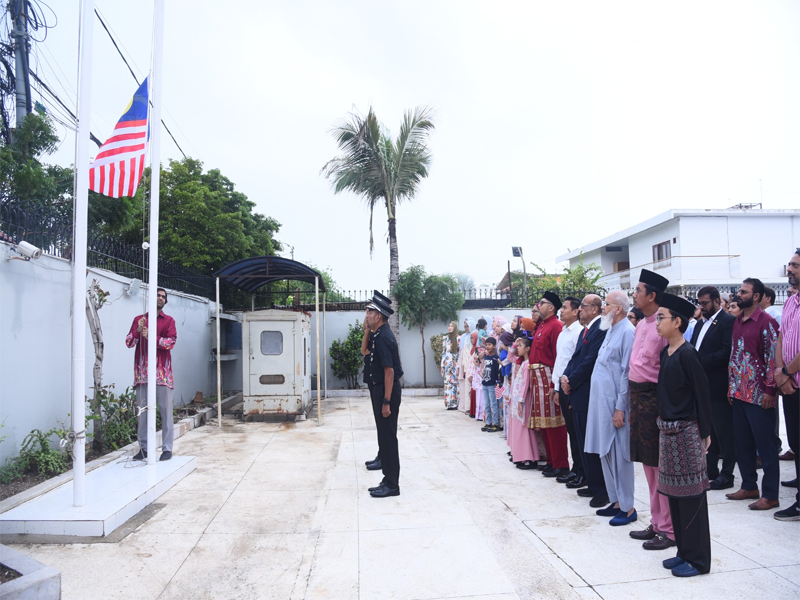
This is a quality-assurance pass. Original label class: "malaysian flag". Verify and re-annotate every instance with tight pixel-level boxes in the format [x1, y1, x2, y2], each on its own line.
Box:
[89, 78, 149, 198]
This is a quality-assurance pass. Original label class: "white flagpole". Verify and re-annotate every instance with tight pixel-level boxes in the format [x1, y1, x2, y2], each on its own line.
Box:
[146, 0, 166, 466]
[71, 0, 95, 508]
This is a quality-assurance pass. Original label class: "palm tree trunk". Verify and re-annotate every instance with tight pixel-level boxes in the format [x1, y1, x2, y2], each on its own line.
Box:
[387, 214, 400, 339]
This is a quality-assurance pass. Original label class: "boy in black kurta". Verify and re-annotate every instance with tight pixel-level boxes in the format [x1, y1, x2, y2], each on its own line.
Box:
[655, 293, 713, 577]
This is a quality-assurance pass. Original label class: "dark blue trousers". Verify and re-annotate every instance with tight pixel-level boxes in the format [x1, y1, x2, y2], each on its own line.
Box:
[783, 390, 799, 505]
[732, 399, 780, 500]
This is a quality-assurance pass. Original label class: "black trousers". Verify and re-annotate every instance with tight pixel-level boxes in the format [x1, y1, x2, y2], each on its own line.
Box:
[369, 385, 382, 462]
[784, 389, 799, 505]
[732, 399, 780, 500]
[572, 407, 606, 498]
[558, 392, 584, 477]
[706, 397, 737, 481]
[370, 382, 401, 489]
[668, 493, 711, 574]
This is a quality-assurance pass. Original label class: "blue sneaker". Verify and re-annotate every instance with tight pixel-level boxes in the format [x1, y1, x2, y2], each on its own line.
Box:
[609, 509, 638, 526]
[663, 556, 685, 570]
[672, 562, 702, 577]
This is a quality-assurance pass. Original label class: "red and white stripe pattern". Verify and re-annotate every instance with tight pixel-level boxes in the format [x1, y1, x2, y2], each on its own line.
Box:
[88, 119, 148, 198]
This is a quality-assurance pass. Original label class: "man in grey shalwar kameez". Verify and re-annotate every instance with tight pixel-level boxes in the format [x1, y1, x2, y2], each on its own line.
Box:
[586, 290, 638, 525]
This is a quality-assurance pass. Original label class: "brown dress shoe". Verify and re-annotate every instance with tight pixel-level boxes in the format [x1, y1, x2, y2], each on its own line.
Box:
[726, 488, 759, 501]
[748, 498, 780, 510]
[780, 450, 796, 461]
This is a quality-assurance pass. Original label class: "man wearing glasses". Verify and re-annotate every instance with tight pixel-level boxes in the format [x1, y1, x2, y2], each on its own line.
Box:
[690, 286, 736, 490]
[126, 288, 178, 461]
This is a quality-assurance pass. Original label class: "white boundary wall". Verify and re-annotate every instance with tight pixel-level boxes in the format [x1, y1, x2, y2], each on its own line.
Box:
[0, 247, 216, 462]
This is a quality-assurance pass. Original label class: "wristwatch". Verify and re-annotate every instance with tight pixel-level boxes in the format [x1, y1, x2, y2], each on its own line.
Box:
[782, 366, 791, 377]
[382, 398, 391, 405]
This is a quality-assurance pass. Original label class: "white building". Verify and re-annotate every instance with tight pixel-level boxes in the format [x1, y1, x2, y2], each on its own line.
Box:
[557, 208, 800, 301]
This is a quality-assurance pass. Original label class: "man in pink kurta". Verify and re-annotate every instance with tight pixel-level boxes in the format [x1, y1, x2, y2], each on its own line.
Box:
[628, 269, 673, 550]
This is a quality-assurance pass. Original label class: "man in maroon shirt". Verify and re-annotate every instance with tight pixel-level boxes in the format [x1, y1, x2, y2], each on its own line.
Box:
[528, 291, 570, 477]
[126, 288, 178, 461]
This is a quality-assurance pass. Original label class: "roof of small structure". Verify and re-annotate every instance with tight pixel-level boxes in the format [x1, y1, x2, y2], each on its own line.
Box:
[213, 256, 327, 293]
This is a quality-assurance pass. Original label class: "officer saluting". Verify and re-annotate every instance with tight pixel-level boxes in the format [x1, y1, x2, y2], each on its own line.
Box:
[363, 291, 404, 498]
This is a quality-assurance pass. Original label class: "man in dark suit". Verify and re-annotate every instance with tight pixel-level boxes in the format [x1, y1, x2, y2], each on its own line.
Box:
[691, 285, 737, 490]
[560, 294, 609, 507]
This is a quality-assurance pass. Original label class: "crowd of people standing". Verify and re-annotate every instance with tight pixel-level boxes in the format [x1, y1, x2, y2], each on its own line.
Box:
[439, 249, 800, 578]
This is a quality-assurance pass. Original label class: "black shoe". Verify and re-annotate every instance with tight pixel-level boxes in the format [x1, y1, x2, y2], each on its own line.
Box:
[507, 451, 512, 456]
[368, 480, 386, 492]
[577, 488, 595, 498]
[366, 460, 382, 471]
[370, 483, 400, 498]
[543, 468, 569, 478]
[629, 524, 657, 541]
[566, 475, 588, 489]
[589, 495, 610, 508]
[365, 456, 379, 467]
[643, 533, 676, 550]
[132, 449, 147, 461]
[556, 471, 578, 484]
[709, 476, 734, 490]
[159, 451, 172, 461]
[536, 462, 553, 471]
[516, 461, 537, 470]
[781, 478, 799, 489]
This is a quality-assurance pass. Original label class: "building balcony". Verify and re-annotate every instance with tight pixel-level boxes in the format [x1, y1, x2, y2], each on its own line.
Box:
[599, 255, 741, 290]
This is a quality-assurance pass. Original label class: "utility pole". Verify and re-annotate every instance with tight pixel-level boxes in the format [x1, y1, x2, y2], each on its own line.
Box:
[11, 0, 31, 127]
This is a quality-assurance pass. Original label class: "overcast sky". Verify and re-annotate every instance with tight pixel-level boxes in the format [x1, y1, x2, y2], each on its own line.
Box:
[30, 1, 800, 291]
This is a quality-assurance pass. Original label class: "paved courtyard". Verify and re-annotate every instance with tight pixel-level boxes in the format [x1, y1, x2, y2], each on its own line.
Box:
[6, 395, 799, 599]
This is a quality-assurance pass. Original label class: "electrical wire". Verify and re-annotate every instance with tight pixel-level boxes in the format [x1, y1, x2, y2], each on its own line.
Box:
[29, 69, 103, 147]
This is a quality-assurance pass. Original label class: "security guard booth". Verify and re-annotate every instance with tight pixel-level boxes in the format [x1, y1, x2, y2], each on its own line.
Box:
[241, 309, 311, 420]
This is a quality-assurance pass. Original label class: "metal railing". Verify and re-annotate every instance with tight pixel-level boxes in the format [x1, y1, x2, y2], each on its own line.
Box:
[599, 255, 742, 290]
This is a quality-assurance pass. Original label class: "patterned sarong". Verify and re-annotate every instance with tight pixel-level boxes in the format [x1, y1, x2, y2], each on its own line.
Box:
[657, 418, 710, 498]
[528, 365, 565, 429]
[629, 381, 660, 467]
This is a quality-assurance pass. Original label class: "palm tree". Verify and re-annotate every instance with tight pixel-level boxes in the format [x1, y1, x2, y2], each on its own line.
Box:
[322, 106, 435, 337]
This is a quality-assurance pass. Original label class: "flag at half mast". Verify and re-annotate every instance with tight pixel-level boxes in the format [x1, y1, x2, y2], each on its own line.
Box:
[89, 78, 149, 198]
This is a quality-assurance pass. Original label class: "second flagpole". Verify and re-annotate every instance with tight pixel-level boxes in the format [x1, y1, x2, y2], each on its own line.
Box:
[146, 0, 166, 465]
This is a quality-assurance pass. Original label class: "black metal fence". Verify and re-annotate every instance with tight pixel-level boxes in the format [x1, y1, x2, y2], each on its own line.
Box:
[0, 198, 216, 298]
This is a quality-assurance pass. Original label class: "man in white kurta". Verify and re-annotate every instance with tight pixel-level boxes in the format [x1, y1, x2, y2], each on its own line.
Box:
[586, 292, 637, 517]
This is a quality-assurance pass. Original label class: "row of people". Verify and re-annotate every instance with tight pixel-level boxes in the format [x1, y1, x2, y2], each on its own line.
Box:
[439, 250, 800, 578]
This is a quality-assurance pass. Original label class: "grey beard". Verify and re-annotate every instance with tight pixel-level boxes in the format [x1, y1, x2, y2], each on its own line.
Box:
[599, 312, 614, 331]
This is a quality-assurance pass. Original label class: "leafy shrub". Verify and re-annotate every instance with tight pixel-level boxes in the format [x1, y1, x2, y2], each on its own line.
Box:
[17, 428, 69, 477]
[330, 320, 366, 389]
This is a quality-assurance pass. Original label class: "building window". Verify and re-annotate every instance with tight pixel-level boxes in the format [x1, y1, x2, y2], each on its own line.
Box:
[652, 241, 671, 268]
[260, 331, 283, 355]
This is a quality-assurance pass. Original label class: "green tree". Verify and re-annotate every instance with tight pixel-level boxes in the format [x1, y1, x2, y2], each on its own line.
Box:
[329, 320, 365, 389]
[322, 106, 435, 339]
[0, 112, 72, 206]
[393, 265, 463, 387]
[118, 158, 282, 274]
[530, 253, 604, 294]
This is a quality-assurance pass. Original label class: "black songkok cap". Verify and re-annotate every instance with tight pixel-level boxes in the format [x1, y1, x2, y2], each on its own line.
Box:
[639, 268, 669, 293]
[660, 293, 695, 322]
[543, 291, 562, 311]
[366, 290, 394, 317]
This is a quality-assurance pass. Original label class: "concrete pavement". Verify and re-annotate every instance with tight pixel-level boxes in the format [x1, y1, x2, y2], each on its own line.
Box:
[5, 395, 799, 599]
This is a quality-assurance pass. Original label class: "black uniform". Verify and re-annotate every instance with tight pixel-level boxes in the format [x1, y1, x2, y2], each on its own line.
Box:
[365, 323, 404, 489]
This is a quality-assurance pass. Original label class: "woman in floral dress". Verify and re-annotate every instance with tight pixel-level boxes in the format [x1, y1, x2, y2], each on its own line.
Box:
[441, 321, 460, 409]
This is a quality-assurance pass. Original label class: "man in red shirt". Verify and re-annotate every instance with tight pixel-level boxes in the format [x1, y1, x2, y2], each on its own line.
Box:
[125, 288, 178, 461]
[528, 291, 569, 477]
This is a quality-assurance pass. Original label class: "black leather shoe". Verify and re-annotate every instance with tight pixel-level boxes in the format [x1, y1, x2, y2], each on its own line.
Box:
[782, 478, 799, 488]
[536, 462, 552, 471]
[159, 451, 172, 461]
[543, 468, 569, 478]
[589, 495, 610, 508]
[577, 488, 595, 498]
[516, 461, 537, 470]
[370, 483, 400, 498]
[643, 533, 676, 550]
[566, 475, 588, 489]
[368, 480, 386, 492]
[365, 456, 379, 467]
[709, 476, 734, 490]
[556, 471, 577, 484]
[629, 524, 657, 540]
[366, 459, 382, 471]
[132, 449, 147, 461]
